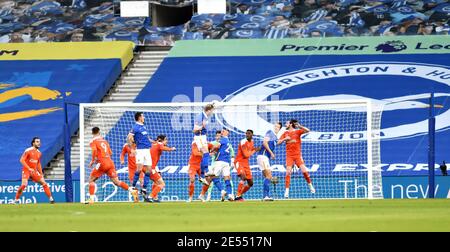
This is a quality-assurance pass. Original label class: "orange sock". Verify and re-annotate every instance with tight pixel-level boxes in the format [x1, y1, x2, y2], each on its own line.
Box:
[15, 185, 26, 200]
[237, 181, 245, 197]
[303, 172, 311, 184]
[285, 174, 291, 189]
[151, 184, 163, 198]
[118, 181, 129, 191]
[200, 184, 209, 195]
[189, 182, 195, 198]
[89, 182, 95, 196]
[241, 185, 251, 195]
[152, 184, 156, 191]
[42, 184, 52, 198]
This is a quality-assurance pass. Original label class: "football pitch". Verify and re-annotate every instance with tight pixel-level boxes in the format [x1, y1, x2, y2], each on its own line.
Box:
[0, 199, 449, 232]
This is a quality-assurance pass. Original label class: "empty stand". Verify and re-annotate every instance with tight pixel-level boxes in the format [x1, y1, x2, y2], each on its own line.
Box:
[45, 49, 169, 180]
[0, 42, 133, 181]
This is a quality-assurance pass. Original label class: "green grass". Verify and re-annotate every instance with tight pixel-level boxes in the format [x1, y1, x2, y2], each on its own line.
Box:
[0, 199, 449, 231]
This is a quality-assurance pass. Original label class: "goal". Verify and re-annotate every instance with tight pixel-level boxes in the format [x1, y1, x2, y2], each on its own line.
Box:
[79, 100, 383, 203]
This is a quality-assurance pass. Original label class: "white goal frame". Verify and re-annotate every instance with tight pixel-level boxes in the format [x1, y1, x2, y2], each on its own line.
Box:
[79, 100, 382, 203]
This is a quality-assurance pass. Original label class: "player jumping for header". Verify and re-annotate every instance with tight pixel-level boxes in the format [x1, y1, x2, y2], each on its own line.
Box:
[193, 103, 215, 185]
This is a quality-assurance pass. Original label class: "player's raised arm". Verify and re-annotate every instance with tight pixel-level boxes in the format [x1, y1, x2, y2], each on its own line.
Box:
[298, 124, 310, 133]
[161, 145, 176, 151]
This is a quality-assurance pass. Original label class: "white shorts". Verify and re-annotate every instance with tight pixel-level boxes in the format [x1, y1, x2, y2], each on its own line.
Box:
[136, 149, 152, 166]
[257, 155, 271, 171]
[194, 135, 208, 151]
[206, 161, 230, 177]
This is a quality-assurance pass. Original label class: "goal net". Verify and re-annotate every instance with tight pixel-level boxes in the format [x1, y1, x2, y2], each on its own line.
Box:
[79, 100, 383, 203]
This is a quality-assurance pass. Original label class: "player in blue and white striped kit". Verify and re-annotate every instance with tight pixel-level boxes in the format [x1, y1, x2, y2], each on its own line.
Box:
[206, 128, 235, 201]
[193, 103, 215, 185]
[127, 112, 153, 201]
[256, 122, 282, 201]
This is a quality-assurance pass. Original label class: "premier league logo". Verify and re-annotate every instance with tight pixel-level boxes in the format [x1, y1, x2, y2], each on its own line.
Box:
[375, 41, 407, 53]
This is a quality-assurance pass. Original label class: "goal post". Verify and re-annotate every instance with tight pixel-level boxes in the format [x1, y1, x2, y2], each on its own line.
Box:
[79, 100, 383, 203]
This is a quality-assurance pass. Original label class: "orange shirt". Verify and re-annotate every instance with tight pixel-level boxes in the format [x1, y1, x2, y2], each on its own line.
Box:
[189, 142, 203, 169]
[121, 144, 136, 169]
[21, 147, 41, 171]
[281, 129, 306, 157]
[150, 142, 173, 168]
[235, 138, 256, 166]
[90, 136, 113, 161]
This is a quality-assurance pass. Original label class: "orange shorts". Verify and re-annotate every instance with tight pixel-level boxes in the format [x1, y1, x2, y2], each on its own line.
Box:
[128, 166, 144, 183]
[150, 169, 162, 182]
[188, 165, 201, 178]
[235, 162, 252, 180]
[90, 159, 117, 179]
[286, 156, 304, 168]
[22, 169, 43, 182]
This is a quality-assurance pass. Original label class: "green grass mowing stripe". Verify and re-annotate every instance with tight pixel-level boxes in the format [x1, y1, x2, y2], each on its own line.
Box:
[0, 199, 449, 231]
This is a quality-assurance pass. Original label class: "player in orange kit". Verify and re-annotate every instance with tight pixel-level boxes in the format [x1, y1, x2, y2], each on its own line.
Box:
[120, 143, 144, 186]
[142, 135, 175, 203]
[15, 137, 55, 204]
[278, 119, 315, 198]
[187, 141, 213, 202]
[88, 127, 138, 204]
[234, 129, 260, 201]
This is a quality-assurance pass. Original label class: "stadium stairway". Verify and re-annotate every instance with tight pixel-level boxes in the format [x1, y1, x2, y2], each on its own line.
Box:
[44, 49, 170, 180]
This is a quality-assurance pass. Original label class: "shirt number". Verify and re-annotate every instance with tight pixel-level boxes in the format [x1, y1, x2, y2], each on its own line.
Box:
[101, 143, 108, 154]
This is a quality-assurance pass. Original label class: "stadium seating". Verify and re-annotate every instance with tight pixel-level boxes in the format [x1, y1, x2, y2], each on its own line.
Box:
[185, 0, 450, 39]
[0, 41, 133, 180]
[0, 0, 183, 46]
[1, 1, 448, 46]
